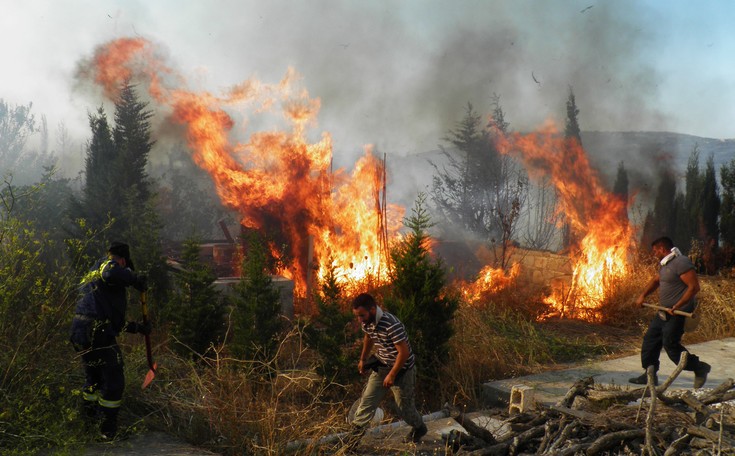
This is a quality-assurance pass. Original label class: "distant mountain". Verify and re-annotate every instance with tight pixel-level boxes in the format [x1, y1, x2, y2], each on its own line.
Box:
[385, 131, 735, 209]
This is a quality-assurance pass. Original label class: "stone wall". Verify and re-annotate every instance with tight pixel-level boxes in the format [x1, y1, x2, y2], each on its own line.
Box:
[508, 248, 573, 288]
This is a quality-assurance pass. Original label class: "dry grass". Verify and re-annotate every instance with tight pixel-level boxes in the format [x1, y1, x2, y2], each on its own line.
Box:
[121, 261, 735, 455]
[126, 326, 356, 455]
[684, 275, 735, 344]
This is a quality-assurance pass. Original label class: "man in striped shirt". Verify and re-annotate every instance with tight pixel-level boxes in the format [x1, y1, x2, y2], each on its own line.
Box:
[346, 293, 427, 447]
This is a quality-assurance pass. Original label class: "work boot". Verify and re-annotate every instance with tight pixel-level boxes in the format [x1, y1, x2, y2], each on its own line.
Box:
[694, 362, 711, 389]
[405, 423, 428, 443]
[98, 407, 119, 441]
[628, 372, 658, 386]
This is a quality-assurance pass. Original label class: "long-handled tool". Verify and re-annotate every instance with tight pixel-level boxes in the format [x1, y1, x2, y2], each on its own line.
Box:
[642, 302, 694, 318]
[140, 290, 157, 389]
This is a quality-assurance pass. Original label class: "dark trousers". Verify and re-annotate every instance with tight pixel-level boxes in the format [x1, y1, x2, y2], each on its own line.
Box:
[81, 341, 125, 407]
[640, 313, 700, 372]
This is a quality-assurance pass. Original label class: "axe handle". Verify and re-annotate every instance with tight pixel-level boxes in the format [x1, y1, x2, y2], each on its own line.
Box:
[141, 291, 155, 371]
[642, 302, 693, 318]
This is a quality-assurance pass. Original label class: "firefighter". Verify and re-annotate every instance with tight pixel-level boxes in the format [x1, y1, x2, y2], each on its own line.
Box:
[69, 242, 149, 440]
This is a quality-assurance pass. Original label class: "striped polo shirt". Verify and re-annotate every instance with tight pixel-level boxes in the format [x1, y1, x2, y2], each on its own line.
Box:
[362, 306, 415, 370]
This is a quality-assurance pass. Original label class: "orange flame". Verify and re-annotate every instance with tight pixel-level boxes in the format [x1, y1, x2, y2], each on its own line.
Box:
[85, 38, 403, 297]
[460, 263, 521, 304]
[496, 121, 635, 320]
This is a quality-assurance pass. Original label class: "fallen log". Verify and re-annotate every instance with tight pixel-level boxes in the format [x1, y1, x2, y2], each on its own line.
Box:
[555, 376, 594, 408]
[586, 428, 646, 455]
[449, 406, 497, 445]
[663, 433, 692, 456]
[687, 424, 735, 448]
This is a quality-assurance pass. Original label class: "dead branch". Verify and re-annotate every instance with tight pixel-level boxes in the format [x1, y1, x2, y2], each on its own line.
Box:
[680, 390, 713, 423]
[700, 377, 735, 403]
[644, 365, 659, 456]
[687, 424, 735, 448]
[586, 429, 646, 455]
[555, 376, 594, 408]
[655, 351, 688, 395]
[449, 406, 497, 444]
[663, 433, 691, 456]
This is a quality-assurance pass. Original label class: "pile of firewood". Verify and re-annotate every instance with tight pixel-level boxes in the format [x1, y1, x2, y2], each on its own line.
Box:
[447, 354, 735, 455]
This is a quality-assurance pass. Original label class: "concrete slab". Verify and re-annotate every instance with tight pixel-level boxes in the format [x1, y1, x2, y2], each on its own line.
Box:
[483, 337, 735, 408]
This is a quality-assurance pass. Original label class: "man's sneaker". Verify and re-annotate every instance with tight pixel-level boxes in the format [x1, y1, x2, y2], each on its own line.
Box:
[694, 362, 711, 388]
[405, 423, 427, 443]
[628, 372, 658, 386]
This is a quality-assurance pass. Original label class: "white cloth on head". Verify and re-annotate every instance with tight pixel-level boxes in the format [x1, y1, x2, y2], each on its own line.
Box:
[660, 246, 682, 266]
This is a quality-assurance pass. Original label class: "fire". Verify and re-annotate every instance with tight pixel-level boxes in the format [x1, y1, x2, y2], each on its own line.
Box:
[461, 263, 521, 304]
[84, 38, 403, 297]
[496, 121, 635, 320]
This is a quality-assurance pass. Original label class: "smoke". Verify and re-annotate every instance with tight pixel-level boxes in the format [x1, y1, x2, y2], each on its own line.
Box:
[63, 0, 723, 220]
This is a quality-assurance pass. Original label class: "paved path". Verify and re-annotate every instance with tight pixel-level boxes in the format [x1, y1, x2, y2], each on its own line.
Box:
[482, 337, 735, 407]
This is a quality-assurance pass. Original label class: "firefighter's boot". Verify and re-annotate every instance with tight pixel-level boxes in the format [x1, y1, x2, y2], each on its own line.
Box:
[98, 406, 119, 440]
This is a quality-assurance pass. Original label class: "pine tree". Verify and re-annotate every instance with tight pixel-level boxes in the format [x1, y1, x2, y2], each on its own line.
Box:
[170, 237, 225, 359]
[612, 161, 629, 223]
[113, 82, 154, 202]
[430, 102, 501, 239]
[385, 193, 458, 394]
[231, 232, 283, 361]
[75, 107, 116, 238]
[302, 261, 360, 383]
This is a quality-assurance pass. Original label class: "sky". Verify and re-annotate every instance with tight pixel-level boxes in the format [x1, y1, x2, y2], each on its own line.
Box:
[1, 0, 734, 172]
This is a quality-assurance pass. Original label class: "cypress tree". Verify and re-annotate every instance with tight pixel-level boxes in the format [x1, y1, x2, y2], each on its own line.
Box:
[720, 158, 735, 264]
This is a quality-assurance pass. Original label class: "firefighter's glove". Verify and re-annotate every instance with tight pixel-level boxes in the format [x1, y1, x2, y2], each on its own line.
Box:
[125, 320, 152, 335]
[135, 273, 148, 292]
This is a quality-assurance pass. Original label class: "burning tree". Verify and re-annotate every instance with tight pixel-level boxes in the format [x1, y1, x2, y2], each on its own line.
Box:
[78, 37, 403, 301]
[495, 122, 636, 321]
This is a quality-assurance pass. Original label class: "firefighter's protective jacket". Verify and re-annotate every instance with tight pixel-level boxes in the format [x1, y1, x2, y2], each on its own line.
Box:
[70, 257, 145, 349]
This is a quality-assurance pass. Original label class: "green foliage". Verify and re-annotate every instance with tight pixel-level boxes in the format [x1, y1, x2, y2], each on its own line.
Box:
[0, 181, 94, 454]
[71, 82, 157, 247]
[564, 87, 582, 144]
[612, 161, 629, 222]
[702, 155, 720, 247]
[642, 169, 679, 247]
[385, 194, 458, 395]
[231, 233, 283, 361]
[430, 101, 503, 239]
[169, 237, 226, 359]
[720, 158, 735, 260]
[302, 261, 360, 383]
[113, 83, 155, 202]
